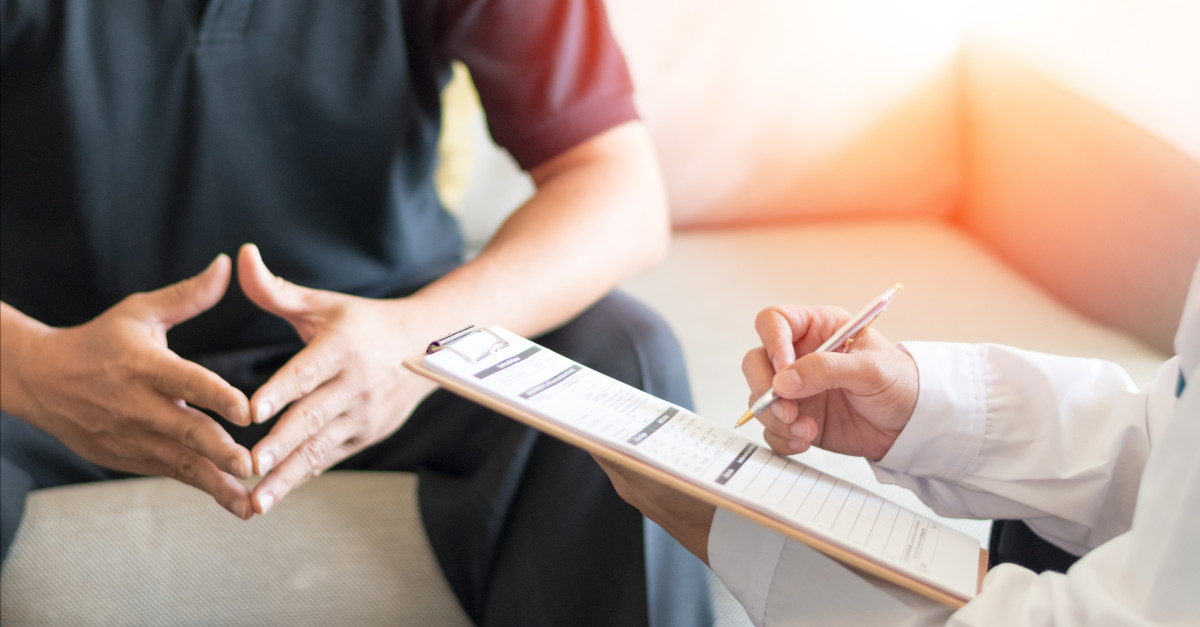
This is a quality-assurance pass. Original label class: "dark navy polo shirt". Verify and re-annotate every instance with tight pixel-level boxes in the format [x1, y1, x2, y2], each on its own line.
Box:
[0, 0, 637, 356]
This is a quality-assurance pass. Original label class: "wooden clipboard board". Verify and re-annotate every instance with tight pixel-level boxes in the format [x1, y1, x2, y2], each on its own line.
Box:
[405, 338, 985, 609]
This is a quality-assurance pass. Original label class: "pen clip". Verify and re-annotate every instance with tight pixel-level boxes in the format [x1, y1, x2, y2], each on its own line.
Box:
[840, 313, 881, 352]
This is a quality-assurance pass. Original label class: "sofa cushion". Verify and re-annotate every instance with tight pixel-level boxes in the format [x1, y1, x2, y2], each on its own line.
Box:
[0, 472, 473, 627]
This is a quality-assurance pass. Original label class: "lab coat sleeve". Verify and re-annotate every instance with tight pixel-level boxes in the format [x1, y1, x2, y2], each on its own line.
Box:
[871, 343, 1177, 556]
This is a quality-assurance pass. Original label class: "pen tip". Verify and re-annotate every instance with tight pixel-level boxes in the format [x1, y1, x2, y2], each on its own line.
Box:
[734, 410, 755, 428]
[892, 283, 904, 292]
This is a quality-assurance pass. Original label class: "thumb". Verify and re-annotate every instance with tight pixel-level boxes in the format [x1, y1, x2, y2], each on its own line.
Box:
[237, 243, 311, 320]
[772, 351, 879, 400]
[143, 253, 231, 327]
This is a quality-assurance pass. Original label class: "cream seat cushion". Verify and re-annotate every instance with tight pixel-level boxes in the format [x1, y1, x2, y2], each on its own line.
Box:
[0, 473, 472, 627]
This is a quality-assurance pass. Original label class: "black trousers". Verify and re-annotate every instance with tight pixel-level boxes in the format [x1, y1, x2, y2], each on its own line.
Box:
[988, 519, 1082, 575]
[1, 291, 713, 627]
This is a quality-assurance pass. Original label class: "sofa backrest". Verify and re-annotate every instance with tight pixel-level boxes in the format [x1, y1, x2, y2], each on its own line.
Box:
[957, 1, 1200, 352]
[605, 0, 966, 229]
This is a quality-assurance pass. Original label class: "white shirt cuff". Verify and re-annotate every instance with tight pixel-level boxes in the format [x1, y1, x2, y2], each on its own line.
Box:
[874, 341, 987, 482]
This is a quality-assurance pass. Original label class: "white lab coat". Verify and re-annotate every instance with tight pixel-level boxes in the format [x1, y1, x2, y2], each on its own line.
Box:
[709, 262, 1200, 626]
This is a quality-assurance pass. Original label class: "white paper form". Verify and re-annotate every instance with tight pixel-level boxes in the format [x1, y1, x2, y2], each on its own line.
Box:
[423, 326, 981, 602]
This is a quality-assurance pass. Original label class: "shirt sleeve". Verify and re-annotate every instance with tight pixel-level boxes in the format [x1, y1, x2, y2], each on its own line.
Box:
[871, 342, 1174, 556]
[437, 0, 638, 170]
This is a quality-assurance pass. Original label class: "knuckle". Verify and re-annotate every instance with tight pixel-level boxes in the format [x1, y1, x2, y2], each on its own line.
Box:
[171, 279, 194, 302]
[170, 450, 203, 482]
[741, 348, 764, 375]
[859, 358, 887, 391]
[754, 306, 792, 337]
[179, 421, 204, 451]
[808, 354, 835, 381]
[122, 291, 153, 313]
[296, 404, 325, 437]
[109, 355, 145, 384]
[290, 364, 320, 395]
[753, 306, 780, 328]
[298, 436, 333, 473]
[83, 407, 124, 439]
[175, 372, 204, 402]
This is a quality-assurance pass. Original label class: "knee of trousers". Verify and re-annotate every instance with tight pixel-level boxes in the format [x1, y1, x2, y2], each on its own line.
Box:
[536, 291, 693, 410]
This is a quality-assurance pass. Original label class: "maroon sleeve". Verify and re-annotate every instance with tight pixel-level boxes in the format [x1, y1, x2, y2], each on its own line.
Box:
[438, 0, 639, 171]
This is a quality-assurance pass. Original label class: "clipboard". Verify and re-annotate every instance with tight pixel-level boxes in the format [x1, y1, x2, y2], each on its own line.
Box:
[406, 325, 987, 608]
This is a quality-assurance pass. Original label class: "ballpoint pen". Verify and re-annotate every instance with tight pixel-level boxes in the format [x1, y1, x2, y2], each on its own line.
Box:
[735, 283, 903, 428]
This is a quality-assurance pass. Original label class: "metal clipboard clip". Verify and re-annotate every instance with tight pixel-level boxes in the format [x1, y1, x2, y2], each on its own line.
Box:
[426, 325, 509, 363]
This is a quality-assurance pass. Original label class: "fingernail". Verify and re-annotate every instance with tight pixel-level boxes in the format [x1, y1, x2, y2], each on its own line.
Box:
[239, 500, 253, 520]
[257, 491, 275, 515]
[790, 422, 811, 440]
[257, 451, 275, 476]
[788, 440, 806, 452]
[771, 404, 793, 424]
[776, 370, 802, 393]
[255, 401, 273, 423]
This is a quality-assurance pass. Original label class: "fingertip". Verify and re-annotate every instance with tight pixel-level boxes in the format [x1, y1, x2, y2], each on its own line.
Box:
[255, 490, 276, 516]
[227, 397, 252, 427]
[770, 403, 794, 424]
[197, 254, 232, 293]
[214, 483, 253, 520]
[237, 449, 254, 480]
[207, 252, 231, 272]
[253, 399, 274, 424]
[773, 369, 803, 395]
[254, 449, 276, 476]
[236, 242, 264, 279]
[237, 495, 255, 520]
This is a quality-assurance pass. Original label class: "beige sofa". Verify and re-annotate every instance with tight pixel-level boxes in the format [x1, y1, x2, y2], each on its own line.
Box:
[3, 1, 1198, 625]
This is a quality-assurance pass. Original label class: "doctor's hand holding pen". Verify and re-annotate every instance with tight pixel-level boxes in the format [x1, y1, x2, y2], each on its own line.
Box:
[739, 285, 919, 461]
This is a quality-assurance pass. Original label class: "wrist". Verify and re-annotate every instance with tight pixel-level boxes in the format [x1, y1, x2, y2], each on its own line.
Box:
[0, 302, 54, 419]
